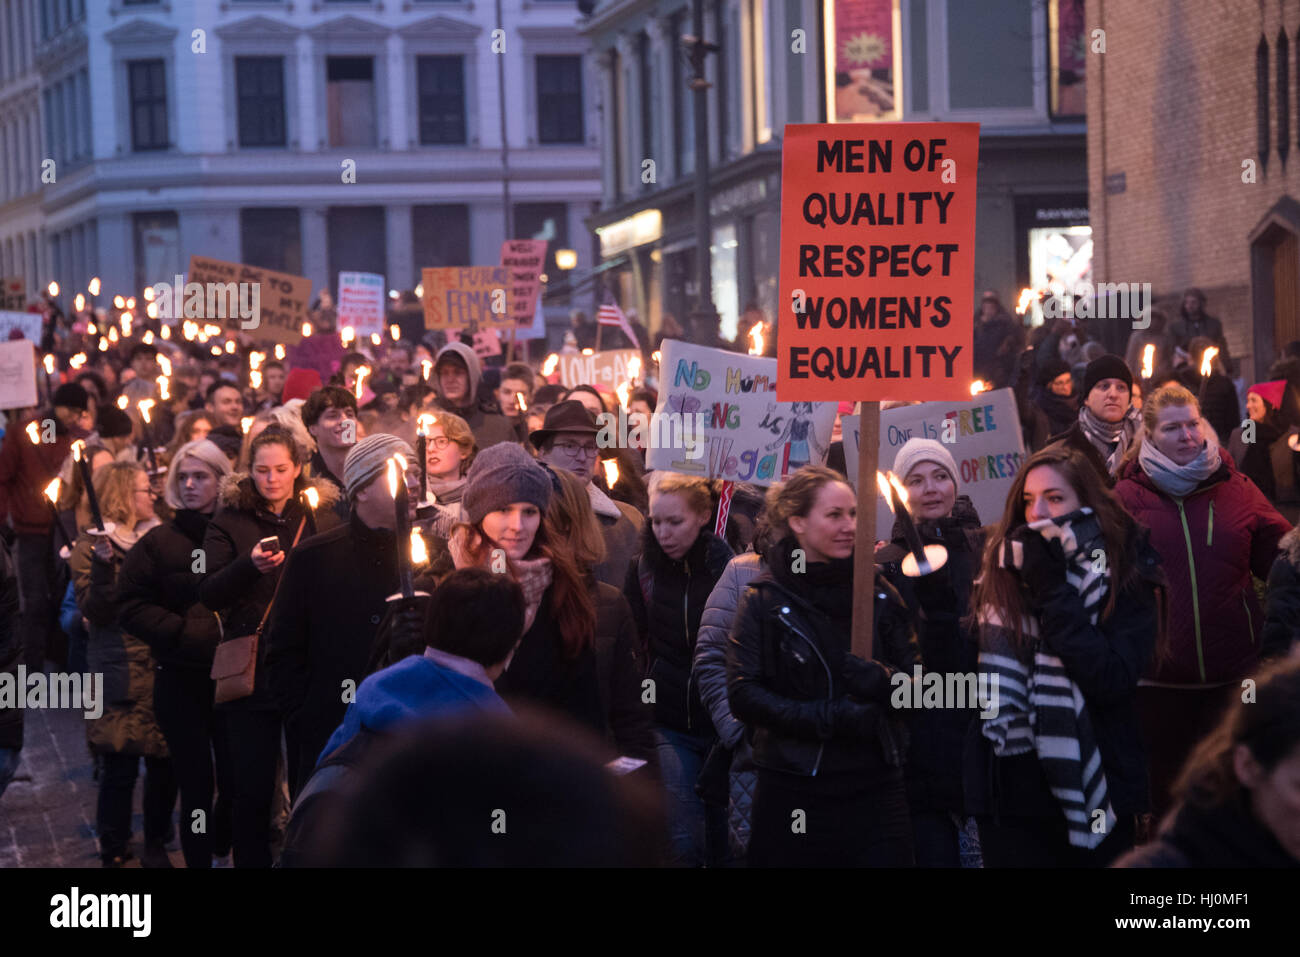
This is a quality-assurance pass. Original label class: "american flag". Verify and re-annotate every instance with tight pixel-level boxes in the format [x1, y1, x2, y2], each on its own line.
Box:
[597, 296, 638, 348]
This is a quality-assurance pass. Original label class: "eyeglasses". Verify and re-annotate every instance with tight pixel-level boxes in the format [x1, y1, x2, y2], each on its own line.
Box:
[428, 436, 453, 451]
[552, 440, 599, 459]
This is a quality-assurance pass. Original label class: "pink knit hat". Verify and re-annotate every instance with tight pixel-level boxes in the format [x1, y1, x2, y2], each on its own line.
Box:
[1248, 380, 1287, 411]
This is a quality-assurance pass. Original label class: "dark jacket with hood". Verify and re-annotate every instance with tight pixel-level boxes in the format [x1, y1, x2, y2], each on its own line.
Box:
[0, 540, 22, 751]
[431, 342, 517, 450]
[117, 508, 223, 672]
[726, 536, 921, 778]
[877, 495, 986, 813]
[1049, 419, 1118, 488]
[0, 410, 75, 534]
[1228, 414, 1288, 503]
[1117, 796, 1298, 868]
[198, 472, 340, 710]
[265, 510, 408, 791]
[1114, 453, 1291, 685]
[964, 521, 1166, 818]
[1261, 526, 1300, 657]
[624, 525, 734, 734]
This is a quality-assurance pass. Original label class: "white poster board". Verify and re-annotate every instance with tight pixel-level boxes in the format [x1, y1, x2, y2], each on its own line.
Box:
[0, 310, 42, 341]
[647, 339, 836, 485]
[337, 271, 386, 339]
[0, 339, 39, 410]
[842, 387, 1025, 536]
[557, 349, 640, 390]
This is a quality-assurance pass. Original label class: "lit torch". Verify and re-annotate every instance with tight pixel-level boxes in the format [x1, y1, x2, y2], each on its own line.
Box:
[157, 376, 170, 400]
[341, 326, 355, 347]
[138, 399, 159, 473]
[390, 324, 401, 341]
[354, 365, 370, 401]
[274, 344, 285, 360]
[387, 455, 415, 599]
[240, 416, 253, 435]
[420, 359, 433, 381]
[970, 379, 989, 396]
[1015, 288, 1038, 315]
[72, 440, 107, 532]
[542, 353, 559, 378]
[748, 321, 765, 356]
[43, 478, 73, 557]
[1200, 346, 1219, 377]
[25, 421, 41, 444]
[1141, 344, 1155, 381]
[627, 355, 642, 386]
[415, 413, 435, 505]
[877, 471, 947, 578]
[301, 321, 313, 338]
[603, 457, 620, 489]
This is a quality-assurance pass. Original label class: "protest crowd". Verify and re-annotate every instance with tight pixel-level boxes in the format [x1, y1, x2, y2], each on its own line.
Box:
[1, 281, 1299, 870]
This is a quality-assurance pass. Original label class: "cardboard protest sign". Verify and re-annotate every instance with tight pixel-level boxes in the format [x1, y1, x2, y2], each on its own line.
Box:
[557, 349, 640, 390]
[184, 256, 310, 344]
[0, 339, 38, 410]
[472, 328, 502, 359]
[841, 388, 1025, 536]
[517, 284, 548, 341]
[1, 278, 26, 311]
[647, 339, 837, 485]
[777, 122, 980, 402]
[500, 240, 548, 329]
[422, 266, 511, 329]
[337, 272, 386, 338]
[0, 310, 42, 341]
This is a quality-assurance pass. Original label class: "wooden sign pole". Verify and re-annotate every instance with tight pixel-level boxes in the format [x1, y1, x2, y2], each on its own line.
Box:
[851, 401, 880, 659]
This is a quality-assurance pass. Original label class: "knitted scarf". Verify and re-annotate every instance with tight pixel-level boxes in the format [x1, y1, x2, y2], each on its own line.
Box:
[447, 525, 553, 631]
[1077, 404, 1140, 475]
[977, 507, 1117, 849]
[1138, 435, 1222, 498]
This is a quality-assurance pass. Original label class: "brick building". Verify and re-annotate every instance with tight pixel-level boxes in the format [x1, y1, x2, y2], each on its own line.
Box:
[1088, 0, 1300, 381]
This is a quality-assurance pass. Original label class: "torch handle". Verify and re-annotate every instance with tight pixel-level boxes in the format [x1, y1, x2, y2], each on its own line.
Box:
[78, 457, 106, 531]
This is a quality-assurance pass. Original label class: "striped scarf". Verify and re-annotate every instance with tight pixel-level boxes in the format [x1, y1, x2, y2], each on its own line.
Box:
[977, 508, 1118, 849]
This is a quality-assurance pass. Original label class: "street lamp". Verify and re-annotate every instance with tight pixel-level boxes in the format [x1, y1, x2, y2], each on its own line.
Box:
[556, 249, 578, 271]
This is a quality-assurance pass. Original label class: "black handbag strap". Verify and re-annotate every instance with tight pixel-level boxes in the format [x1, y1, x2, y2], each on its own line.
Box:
[254, 514, 308, 637]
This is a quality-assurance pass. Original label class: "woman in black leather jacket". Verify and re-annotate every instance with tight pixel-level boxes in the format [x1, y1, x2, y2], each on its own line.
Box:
[727, 466, 920, 867]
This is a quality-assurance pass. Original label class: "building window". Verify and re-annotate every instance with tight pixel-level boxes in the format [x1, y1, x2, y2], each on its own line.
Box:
[513, 203, 568, 279]
[134, 211, 180, 293]
[128, 58, 169, 151]
[236, 57, 286, 148]
[946, 0, 1033, 110]
[327, 206, 386, 284]
[241, 208, 302, 275]
[412, 205, 470, 282]
[638, 31, 653, 182]
[671, 11, 693, 178]
[1048, 0, 1086, 118]
[536, 55, 584, 143]
[1279, 30, 1291, 169]
[326, 57, 376, 147]
[416, 56, 466, 145]
[608, 48, 622, 200]
[1258, 34, 1270, 174]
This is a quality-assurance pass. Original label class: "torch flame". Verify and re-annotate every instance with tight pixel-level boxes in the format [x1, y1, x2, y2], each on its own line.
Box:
[88, 277, 101, 296]
[581, 348, 594, 356]
[616, 381, 630, 409]
[274, 344, 285, 360]
[748, 322, 765, 356]
[116, 396, 129, 410]
[516, 392, 527, 412]
[143, 286, 156, 302]
[411, 528, 428, 564]
[877, 471, 910, 513]
[970, 379, 989, 396]
[542, 354, 559, 377]
[142, 329, 155, 344]
[341, 326, 355, 346]
[370, 333, 381, 347]
[417, 413, 436, 435]
[420, 359, 433, 381]
[603, 458, 619, 488]
[26, 421, 40, 444]
[1141, 343, 1155, 380]
[120, 315, 132, 338]
[224, 340, 236, 354]
[44, 478, 61, 504]
[240, 416, 253, 435]
[303, 487, 319, 510]
[158, 354, 172, 376]
[98, 339, 108, 352]
[157, 375, 170, 400]
[70, 353, 87, 369]
[43, 354, 55, 375]
[138, 399, 155, 424]
[74, 293, 85, 312]
[651, 350, 661, 366]
[627, 355, 642, 383]
[390, 324, 401, 341]
[72, 439, 84, 462]
[301, 322, 313, 338]
[1015, 288, 1038, 315]
[87, 323, 97, 335]
[248, 351, 263, 371]
[113, 295, 125, 309]
[387, 457, 399, 499]
[1200, 346, 1219, 377]
[160, 322, 170, 339]
[108, 327, 119, 343]
[250, 369, 263, 390]
[47, 281, 59, 297]
[354, 366, 371, 401]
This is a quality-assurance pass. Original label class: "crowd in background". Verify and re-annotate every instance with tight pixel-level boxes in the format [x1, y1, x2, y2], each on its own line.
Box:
[0, 284, 1298, 869]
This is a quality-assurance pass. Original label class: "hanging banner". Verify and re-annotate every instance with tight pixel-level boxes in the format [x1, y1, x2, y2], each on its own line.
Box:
[183, 256, 311, 344]
[647, 339, 837, 485]
[557, 349, 640, 390]
[501, 239, 548, 329]
[777, 122, 980, 402]
[337, 271, 387, 339]
[421, 266, 511, 329]
[1, 278, 26, 311]
[0, 339, 38, 409]
[841, 387, 1025, 536]
[0, 310, 42, 341]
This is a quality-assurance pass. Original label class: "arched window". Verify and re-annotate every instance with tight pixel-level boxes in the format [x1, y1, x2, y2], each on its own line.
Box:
[1258, 33, 1270, 174]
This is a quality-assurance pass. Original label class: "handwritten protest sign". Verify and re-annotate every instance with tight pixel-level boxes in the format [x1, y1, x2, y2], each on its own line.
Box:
[0, 339, 38, 409]
[557, 349, 640, 390]
[501, 240, 547, 329]
[185, 256, 310, 344]
[841, 388, 1025, 536]
[422, 266, 510, 329]
[777, 122, 980, 402]
[1, 278, 25, 311]
[647, 340, 836, 485]
[472, 328, 502, 359]
[0, 310, 42, 341]
[337, 272, 386, 339]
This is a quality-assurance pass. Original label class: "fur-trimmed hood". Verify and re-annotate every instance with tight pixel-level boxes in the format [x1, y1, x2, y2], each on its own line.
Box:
[218, 470, 342, 513]
[1282, 525, 1300, 566]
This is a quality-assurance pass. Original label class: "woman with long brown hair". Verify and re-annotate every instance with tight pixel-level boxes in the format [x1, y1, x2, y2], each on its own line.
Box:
[968, 443, 1165, 866]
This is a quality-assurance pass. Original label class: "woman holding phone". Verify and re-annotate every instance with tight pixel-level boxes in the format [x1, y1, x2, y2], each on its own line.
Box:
[199, 426, 339, 867]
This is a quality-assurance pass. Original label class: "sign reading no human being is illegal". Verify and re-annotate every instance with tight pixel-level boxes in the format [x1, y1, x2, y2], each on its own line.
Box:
[777, 122, 980, 402]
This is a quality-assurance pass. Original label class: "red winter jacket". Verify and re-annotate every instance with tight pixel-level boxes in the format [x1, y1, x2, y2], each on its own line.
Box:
[0, 413, 73, 535]
[1114, 454, 1291, 685]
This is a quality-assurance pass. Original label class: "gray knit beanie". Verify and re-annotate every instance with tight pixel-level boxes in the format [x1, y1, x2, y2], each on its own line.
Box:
[891, 438, 960, 488]
[343, 433, 415, 500]
[462, 442, 552, 525]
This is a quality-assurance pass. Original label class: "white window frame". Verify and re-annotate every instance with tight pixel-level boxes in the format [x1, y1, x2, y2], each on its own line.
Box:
[402, 15, 481, 149]
[106, 18, 179, 156]
[517, 27, 592, 148]
[215, 15, 302, 152]
[308, 15, 391, 151]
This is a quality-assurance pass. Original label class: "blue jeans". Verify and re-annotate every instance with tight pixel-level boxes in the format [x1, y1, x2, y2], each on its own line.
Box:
[654, 726, 727, 867]
[0, 748, 19, 800]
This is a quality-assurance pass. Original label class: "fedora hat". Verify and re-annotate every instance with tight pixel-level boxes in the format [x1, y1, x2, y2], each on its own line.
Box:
[528, 399, 600, 448]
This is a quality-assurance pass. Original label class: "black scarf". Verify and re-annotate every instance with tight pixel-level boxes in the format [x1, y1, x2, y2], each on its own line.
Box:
[770, 535, 855, 626]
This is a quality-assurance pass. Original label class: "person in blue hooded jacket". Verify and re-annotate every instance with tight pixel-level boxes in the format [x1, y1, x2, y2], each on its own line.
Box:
[278, 567, 524, 865]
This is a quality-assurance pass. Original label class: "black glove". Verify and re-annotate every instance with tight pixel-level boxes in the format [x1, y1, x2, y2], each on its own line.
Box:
[841, 655, 892, 703]
[833, 698, 881, 740]
[1011, 525, 1070, 601]
[384, 597, 429, 663]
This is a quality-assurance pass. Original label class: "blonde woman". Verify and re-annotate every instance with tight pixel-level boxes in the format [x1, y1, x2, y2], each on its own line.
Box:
[68, 461, 173, 867]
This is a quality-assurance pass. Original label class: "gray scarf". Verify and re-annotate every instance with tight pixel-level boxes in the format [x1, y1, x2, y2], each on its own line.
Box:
[1138, 435, 1222, 498]
[1077, 404, 1140, 475]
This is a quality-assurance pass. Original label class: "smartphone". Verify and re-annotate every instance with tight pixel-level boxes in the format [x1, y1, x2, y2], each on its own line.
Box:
[257, 536, 282, 555]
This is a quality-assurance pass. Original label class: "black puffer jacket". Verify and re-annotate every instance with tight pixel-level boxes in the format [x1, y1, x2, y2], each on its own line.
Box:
[1262, 526, 1300, 657]
[624, 525, 733, 733]
[726, 537, 921, 777]
[878, 495, 985, 813]
[198, 473, 339, 710]
[117, 508, 223, 672]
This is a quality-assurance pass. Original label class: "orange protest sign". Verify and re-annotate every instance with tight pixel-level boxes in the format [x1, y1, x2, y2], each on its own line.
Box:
[777, 122, 980, 402]
[421, 266, 511, 329]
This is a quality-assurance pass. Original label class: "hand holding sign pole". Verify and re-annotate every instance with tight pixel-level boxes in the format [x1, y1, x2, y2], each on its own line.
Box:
[778, 122, 979, 657]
